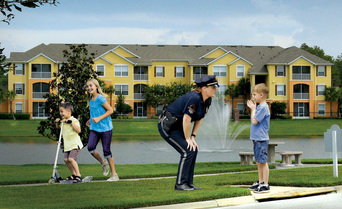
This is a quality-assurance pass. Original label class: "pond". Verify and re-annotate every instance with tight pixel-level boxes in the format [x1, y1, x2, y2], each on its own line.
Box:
[0, 138, 338, 165]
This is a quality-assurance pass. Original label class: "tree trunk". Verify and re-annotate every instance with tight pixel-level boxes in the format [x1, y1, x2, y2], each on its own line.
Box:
[9, 100, 16, 120]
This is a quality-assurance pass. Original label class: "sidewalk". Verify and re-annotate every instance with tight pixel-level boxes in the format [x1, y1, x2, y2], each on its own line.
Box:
[138, 164, 341, 209]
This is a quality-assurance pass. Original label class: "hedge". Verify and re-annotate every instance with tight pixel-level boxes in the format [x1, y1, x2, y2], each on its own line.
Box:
[0, 113, 31, 120]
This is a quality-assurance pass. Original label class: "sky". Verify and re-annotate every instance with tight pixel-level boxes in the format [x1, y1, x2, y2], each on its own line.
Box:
[1, 0, 342, 59]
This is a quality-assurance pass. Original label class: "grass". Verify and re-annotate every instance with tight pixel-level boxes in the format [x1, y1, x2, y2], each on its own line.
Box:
[0, 162, 269, 185]
[0, 165, 342, 209]
[1, 119, 342, 143]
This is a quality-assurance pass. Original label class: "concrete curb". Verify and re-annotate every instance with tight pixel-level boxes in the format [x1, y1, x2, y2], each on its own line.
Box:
[138, 186, 340, 209]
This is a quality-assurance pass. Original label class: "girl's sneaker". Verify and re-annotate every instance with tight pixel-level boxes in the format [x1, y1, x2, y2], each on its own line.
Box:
[107, 173, 119, 181]
[102, 162, 109, 176]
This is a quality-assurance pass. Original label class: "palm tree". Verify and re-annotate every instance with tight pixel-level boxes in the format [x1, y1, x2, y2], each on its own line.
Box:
[237, 77, 250, 115]
[103, 85, 115, 108]
[225, 83, 240, 119]
[324, 87, 338, 118]
[6, 90, 16, 120]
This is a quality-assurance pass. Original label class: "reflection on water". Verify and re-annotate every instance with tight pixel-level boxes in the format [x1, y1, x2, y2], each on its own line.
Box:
[0, 138, 337, 165]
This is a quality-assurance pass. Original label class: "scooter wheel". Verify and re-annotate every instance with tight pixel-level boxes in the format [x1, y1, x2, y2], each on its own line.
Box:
[48, 179, 55, 185]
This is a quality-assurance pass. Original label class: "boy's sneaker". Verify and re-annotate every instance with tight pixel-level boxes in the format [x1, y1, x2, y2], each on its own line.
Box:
[254, 183, 270, 193]
[107, 173, 119, 181]
[249, 181, 259, 190]
[102, 162, 109, 176]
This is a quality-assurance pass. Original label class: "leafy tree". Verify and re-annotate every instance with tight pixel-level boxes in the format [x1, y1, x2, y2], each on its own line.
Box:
[237, 77, 250, 114]
[1, 0, 59, 24]
[163, 81, 193, 106]
[270, 101, 287, 119]
[225, 83, 240, 117]
[37, 44, 97, 145]
[5, 90, 16, 119]
[324, 87, 338, 118]
[103, 84, 115, 108]
[143, 83, 165, 109]
[115, 92, 133, 115]
[300, 43, 334, 62]
[0, 46, 10, 103]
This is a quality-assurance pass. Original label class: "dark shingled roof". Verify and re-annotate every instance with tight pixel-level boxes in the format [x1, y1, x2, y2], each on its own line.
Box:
[8, 44, 333, 75]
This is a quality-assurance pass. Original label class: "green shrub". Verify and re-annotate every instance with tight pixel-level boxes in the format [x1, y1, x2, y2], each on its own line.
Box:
[0, 113, 30, 120]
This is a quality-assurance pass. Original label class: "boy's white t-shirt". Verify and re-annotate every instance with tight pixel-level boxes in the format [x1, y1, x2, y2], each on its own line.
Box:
[250, 103, 270, 141]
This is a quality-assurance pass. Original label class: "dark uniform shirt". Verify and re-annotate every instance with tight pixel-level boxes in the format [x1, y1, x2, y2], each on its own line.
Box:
[166, 91, 211, 129]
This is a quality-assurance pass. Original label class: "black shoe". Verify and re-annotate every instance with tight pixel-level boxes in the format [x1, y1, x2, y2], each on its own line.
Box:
[188, 184, 202, 190]
[175, 184, 195, 191]
[254, 183, 270, 193]
[249, 181, 260, 190]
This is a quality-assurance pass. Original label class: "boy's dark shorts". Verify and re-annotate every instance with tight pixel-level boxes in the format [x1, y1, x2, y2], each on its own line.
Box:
[64, 148, 80, 161]
[253, 140, 269, 163]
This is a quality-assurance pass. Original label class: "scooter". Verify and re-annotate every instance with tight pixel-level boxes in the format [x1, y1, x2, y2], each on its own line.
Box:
[48, 122, 64, 185]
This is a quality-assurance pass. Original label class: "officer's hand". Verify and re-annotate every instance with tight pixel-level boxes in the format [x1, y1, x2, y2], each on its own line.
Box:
[186, 139, 193, 151]
[192, 138, 198, 151]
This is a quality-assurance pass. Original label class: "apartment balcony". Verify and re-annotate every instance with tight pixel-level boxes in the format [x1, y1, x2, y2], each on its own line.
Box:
[33, 92, 49, 99]
[292, 73, 310, 80]
[31, 72, 51, 79]
[293, 93, 309, 100]
[134, 93, 146, 100]
[193, 74, 208, 80]
[134, 74, 148, 81]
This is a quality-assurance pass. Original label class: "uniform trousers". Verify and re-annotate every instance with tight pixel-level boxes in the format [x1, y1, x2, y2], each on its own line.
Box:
[158, 122, 198, 185]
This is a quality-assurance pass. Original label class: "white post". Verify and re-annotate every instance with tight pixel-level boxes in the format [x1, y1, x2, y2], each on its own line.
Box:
[332, 130, 338, 177]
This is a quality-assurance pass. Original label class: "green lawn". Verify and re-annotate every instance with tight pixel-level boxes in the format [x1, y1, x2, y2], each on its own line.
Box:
[0, 164, 341, 209]
[1, 119, 342, 142]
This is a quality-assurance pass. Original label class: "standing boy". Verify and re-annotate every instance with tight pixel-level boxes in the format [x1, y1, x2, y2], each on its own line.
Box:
[247, 83, 270, 193]
[56, 102, 84, 183]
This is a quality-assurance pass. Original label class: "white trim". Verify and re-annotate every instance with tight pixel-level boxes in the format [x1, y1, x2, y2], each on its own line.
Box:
[114, 83, 129, 96]
[114, 64, 129, 77]
[288, 56, 315, 65]
[236, 65, 245, 78]
[96, 64, 105, 77]
[15, 102, 23, 113]
[112, 45, 141, 58]
[94, 57, 113, 65]
[199, 47, 228, 59]
[213, 65, 227, 77]
[27, 53, 56, 63]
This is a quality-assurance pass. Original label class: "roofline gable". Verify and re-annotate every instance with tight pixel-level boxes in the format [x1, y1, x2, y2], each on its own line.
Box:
[27, 53, 56, 63]
[199, 47, 228, 59]
[207, 51, 253, 66]
[94, 57, 113, 65]
[112, 45, 141, 58]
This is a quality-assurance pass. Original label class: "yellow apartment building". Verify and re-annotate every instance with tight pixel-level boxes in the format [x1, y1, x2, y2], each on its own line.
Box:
[4, 44, 335, 119]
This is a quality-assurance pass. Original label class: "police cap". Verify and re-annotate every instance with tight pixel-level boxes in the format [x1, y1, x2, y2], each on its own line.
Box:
[195, 75, 220, 88]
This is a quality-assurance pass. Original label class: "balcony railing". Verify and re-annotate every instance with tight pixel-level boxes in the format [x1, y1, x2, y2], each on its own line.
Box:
[32, 72, 51, 79]
[293, 93, 309, 100]
[193, 74, 208, 80]
[134, 74, 148, 80]
[134, 93, 146, 100]
[33, 92, 49, 99]
[292, 73, 310, 80]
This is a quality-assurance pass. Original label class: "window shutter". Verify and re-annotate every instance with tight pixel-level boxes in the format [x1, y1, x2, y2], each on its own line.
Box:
[316, 85, 318, 96]
[13, 64, 16, 75]
[183, 67, 185, 77]
[325, 66, 326, 77]
[13, 84, 15, 92]
[275, 85, 277, 96]
[163, 67, 165, 77]
[284, 66, 286, 76]
[275, 66, 277, 77]
[174, 67, 176, 77]
[316, 66, 318, 76]
[23, 64, 25, 75]
[284, 85, 286, 96]
[23, 84, 25, 95]
[154, 67, 156, 77]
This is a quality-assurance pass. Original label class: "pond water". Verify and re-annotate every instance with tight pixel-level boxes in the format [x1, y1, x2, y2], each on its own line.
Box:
[0, 138, 338, 165]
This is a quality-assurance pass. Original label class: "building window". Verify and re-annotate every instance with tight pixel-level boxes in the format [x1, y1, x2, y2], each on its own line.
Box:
[193, 66, 208, 80]
[217, 84, 227, 94]
[32, 64, 51, 78]
[115, 65, 129, 77]
[96, 65, 105, 77]
[318, 103, 325, 115]
[276, 66, 285, 77]
[292, 66, 310, 80]
[115, 84, 129, 96]
[276, 84, 285, 96]
[237, 103, 244, 114]
[317, 66, 326, 77]
[236, 65, 245, 77]
[15, 83, 24, 95]
[33, 82, 49, 99]
[213, 65, 227, 77]
[33, 102, 47, 118]
[15, 64, 24, 75]
[175, 66, 184, 77]
[155, 66, 164, 77]
[15, 103, 23, 113]
[317, 85, 325, 96]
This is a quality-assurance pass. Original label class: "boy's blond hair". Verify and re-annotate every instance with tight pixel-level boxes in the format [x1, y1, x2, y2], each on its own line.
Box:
[253, 83, 269, 96]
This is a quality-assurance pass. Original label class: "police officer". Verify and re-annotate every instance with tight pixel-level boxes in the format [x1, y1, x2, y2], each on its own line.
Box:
[158, 75, 219, 191]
